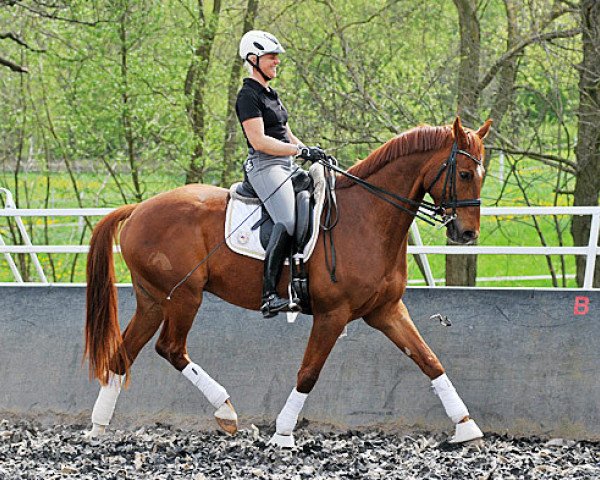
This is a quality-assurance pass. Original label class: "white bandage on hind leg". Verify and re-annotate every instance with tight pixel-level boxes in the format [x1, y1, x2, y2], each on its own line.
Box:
[276, 388, 308, 436]
[91, 373, 125, 426]
[182, 362, 229, 409]
[431, 373, 469, 424]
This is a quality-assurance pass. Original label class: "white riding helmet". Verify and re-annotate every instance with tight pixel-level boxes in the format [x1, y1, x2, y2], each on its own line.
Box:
[239, 30, 285, 62]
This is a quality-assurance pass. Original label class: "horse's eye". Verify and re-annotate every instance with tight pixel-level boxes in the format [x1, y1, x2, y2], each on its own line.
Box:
[459, 171, 473, 180]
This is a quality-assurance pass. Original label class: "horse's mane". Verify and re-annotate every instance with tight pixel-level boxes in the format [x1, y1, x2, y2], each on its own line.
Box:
[336, 125, 456, 188]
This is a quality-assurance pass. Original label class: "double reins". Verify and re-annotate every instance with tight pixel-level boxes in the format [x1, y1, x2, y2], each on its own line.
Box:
[166, 141, 482, 298]
[318, 141, 482, 227]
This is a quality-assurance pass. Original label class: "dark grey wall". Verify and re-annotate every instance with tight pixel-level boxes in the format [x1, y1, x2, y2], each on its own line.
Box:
[0, 286, 598, 439]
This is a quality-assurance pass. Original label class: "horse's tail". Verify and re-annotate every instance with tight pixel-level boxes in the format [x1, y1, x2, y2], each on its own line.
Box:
[84, 204, 137, 386]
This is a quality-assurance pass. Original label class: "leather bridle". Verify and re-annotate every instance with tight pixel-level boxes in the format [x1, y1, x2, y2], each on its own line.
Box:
[320, 141, 483, 227]
[423, 141, 483, 226]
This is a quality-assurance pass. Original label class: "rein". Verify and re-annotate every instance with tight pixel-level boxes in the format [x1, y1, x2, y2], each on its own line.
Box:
[319, 141, 482, 227]
[167, 141, 482, 296]
[315, 141, 482, 282]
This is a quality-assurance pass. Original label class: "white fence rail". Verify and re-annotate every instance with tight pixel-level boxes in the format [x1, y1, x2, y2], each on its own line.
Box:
[1, 187, 599, 288]
[410, 206, 599, 288]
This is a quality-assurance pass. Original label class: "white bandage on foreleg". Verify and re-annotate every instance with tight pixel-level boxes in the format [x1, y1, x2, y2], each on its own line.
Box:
[182, 362, 229, 409]
[91, 373, 124, 426]
[276, 388, 308, 436]
[431, 373, 469, 424]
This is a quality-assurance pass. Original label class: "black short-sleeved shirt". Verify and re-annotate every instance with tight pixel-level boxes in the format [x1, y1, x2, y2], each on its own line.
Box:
[235, 78, 290, 149]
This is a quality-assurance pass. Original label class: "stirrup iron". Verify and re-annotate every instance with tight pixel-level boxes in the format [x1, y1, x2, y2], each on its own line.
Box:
[260, 294, 290, 318]
[287, 283, 301, 312]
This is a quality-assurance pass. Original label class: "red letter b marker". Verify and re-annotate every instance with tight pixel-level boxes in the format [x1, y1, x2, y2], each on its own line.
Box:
[574, 296, 589, 315]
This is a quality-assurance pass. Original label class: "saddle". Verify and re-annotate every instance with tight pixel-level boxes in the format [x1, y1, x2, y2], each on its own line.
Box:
[225, 164, 334, 315]
[235, 168, 314, 251]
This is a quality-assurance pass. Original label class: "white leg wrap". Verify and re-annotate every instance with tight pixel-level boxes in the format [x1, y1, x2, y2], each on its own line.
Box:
[431, 373, 469, 424]
[275, 388, 308, 435]
[182, 362, 229, 409]
[91, 373, 124, 426]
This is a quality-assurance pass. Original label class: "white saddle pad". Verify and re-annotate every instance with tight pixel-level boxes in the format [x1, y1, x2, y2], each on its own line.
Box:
[225, 163, 332, 261]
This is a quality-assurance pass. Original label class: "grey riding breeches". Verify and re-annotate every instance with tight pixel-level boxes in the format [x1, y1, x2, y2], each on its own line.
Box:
[244, 151, 297, 236]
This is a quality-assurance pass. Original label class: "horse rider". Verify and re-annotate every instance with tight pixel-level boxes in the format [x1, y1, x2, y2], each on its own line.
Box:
[236, 30, 325, 318]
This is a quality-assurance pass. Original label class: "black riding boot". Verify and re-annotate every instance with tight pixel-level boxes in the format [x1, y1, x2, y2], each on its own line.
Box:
[261, 223, 292, 318]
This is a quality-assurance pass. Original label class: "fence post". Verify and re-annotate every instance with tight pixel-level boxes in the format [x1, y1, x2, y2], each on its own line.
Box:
[0, 234, 24, 282]
[583, 212, 600, 289]
[410, 222, 436, 286]
[0, 188, 48, 284]
[0, 188, 24, 282]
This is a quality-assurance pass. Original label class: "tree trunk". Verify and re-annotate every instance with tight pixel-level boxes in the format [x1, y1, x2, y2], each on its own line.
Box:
[447, 0, 480, 286]
[119, 6, 142, 202]
[184, 0, 222, 185]
[485, 0, 519, 173]
[453, 0, 480, 127]
[221, 0, 258, 186]
[571, 0, 600, 287]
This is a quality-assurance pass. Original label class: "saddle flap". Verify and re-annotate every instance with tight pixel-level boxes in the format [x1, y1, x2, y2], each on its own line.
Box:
[295, 191, 312, 249]
[253, 190, 312, 251]
[233, 167, 315, 251]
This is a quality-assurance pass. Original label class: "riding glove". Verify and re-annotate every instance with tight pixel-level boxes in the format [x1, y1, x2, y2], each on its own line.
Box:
[297, 146, 326, 163]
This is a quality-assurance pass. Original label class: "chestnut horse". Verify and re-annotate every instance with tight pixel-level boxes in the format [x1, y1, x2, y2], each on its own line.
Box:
[84, 117, 492, 446]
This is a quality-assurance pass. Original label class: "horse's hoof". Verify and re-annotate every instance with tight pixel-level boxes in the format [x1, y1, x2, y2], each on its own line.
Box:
[86, 423, 106, 438]
[268, 432, 295, 448]
[448, 419, 483, 444]
[214, 400, 238, 435]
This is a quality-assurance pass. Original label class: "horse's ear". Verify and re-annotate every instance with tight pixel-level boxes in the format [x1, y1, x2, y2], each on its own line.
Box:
[476, 119, 493, 139]
[452, 116, 468, 148]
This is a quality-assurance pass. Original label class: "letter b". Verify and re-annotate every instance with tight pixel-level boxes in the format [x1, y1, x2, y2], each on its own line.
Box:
[574, 296, 589, 315]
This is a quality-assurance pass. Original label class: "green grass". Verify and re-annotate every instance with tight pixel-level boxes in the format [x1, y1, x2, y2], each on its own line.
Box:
[0, 170, 184, 283]
[407, 215, 578, 288]
[0, 164, 586, 287]
[405, 157, 581, 288]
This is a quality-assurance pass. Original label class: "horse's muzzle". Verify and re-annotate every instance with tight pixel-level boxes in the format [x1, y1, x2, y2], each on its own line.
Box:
[446, 220, 479, 245]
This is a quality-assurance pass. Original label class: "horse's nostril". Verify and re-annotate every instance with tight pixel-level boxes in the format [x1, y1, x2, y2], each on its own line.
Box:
[463, 230, 478, 242]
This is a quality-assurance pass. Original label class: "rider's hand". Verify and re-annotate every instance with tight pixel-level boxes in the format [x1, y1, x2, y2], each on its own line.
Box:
[297, 146, 326, 164]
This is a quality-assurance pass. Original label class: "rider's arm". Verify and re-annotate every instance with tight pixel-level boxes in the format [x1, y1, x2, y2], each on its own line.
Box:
[242, 117, 299, 156]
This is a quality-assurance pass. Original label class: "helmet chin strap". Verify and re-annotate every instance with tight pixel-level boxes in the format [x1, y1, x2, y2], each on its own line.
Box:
[246, 54, 272, 82]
